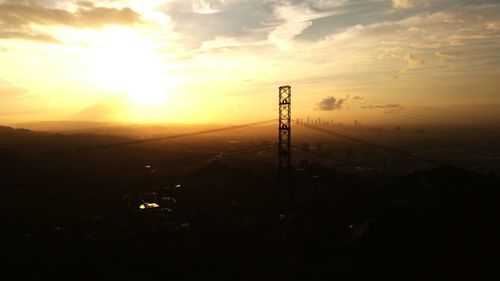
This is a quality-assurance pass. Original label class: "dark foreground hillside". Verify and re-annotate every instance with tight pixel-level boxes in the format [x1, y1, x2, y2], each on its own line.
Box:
[1, 126, 499, 280]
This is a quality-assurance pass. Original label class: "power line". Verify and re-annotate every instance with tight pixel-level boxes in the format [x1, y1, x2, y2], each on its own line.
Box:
[77, 143, 278, 178]
[296, 121, 398, 153]
[348, 99, 467, 129]
[153, 143, 277, 167]
[76, 119, 277, 151]
[295, 121, 443, 165]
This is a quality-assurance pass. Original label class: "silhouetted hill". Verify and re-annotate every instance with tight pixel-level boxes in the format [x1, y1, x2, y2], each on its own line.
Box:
[7, 121, 278, 142]
[381, 165, 498, 212]
[0, 125, 40, 136]
[0, 125, 133, 153]
[1, 123, 499, 280]
[348, 166, 500, 276]
[12, 121, 113, 132]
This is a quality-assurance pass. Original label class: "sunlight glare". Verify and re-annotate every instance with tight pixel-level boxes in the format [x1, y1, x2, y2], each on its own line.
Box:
[87, 27, 169, 106]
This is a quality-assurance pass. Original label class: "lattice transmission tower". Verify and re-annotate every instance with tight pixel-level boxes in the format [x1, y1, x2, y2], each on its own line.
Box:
[278, 85, 291, 171]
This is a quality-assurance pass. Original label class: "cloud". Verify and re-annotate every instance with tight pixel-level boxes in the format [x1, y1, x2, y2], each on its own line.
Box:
[393, 0, 433, 9]
[486, 21, 500, 30]
[405, 53, 425, 68]
[0, 2, 141, 28]
[268, 3, 336, 50]
[393, 0, 414, 9]
[315, 96, 345, 111]
[0, 30, 59, 42]
[177, 2, 500, 87]
[75, 1, 95, 9]
[361, 104, 402, 110]
[161, 0, 271, 46]
[192, 0, 220, 14]
[395, 53, 425, 77]
[0, 1, 142, 42]
[2, 0, 500, 124]
[306, 0, 350, 10]
[163, 0, 384, 48]
[200, 36, 266, 51]
[435, 51, 457, 59]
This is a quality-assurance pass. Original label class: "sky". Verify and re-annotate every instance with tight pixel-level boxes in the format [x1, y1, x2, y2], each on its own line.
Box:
[1, 0, 499, 125]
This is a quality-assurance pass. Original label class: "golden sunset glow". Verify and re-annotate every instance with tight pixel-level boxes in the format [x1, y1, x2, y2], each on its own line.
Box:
[86, 27, 170, 106]
[1, 0, 500, 125]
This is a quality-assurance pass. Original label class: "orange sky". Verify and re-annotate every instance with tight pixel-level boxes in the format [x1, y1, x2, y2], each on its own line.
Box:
[1, 0, 500, 125]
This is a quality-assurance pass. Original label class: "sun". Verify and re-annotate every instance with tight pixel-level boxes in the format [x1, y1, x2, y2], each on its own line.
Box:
[86, 27, 169, 106]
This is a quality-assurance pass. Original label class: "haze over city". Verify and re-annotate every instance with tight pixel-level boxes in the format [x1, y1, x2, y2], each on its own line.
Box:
[1, 0, 499, 125]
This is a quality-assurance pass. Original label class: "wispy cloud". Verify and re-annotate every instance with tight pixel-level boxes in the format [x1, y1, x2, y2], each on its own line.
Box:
[268, 2, 336, 50]
[392, 0, 433, 9]
[0, 2, 141, 28]
[2, 0, 500, 123]
[0, 1, 141, 42]
[192, 0, 220, 14]
[306, 0, 350, 9]
[395, 53, 425, 78]
[435, 51, 457, 59]
[0, 30, 59, 43]
[361, 104, 402, 110]
[393, 0, 415, 9]
[405, 53, 425, 68]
